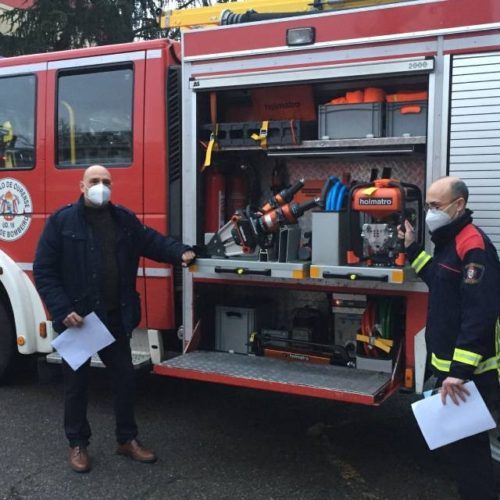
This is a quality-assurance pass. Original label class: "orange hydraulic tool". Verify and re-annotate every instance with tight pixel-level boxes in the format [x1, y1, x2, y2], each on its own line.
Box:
[207, 179, 319, 258]
[260, 178, 305, 212]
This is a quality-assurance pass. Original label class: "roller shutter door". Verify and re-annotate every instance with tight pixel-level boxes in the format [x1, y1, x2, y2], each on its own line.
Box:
[449, 52, 500, 253]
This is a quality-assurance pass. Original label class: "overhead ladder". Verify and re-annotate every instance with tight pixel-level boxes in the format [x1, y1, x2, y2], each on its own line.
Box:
[160, 0, 413, 30]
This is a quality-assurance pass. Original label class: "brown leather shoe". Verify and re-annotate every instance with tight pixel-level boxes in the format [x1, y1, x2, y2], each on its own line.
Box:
[69, 446, 91, 473]
[116, 439, 157, 463]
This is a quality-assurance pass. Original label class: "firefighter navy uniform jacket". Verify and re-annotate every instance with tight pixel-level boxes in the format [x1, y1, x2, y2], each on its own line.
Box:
[406, 209, 500, 380]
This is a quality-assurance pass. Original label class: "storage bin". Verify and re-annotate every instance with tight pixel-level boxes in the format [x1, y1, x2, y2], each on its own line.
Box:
[318, 103, 383, 139]
[215, 306, 259, 354]
[385, 100, 427, 137]
[251, 84, 316, 121]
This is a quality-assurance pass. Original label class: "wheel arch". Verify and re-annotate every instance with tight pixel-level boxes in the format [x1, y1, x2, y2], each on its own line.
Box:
[0, 250, 53, 354]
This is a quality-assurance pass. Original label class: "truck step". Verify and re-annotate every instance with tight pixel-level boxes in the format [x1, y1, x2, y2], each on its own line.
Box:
[46, 351, 151, 369]
[154, 351, 396, 405]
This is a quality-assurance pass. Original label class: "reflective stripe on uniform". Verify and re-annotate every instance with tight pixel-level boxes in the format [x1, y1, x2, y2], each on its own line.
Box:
[432, 352, 499, 374]
[431, 353, 451, 372]
[492, 318, 500, 377]
[474, 355, 500, 374]
[496, 319, 500, 365]
[411, 251, 432, 274]
[452, 347, 482, 367]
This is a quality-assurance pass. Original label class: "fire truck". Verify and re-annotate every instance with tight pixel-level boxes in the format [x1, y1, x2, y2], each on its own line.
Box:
[0, 0, 498, 419]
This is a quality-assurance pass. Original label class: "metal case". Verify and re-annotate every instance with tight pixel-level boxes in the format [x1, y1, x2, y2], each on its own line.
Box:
[311, 212, 349, 266]
[215, 306, 259, 354]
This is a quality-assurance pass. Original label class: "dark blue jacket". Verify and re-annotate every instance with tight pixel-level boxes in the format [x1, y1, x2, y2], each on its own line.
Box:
[33, 196, 190, 335]
[407, 210, 500, 380]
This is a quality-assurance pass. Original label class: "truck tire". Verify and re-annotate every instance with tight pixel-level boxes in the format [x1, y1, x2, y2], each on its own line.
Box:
[0, 300, 16, 382]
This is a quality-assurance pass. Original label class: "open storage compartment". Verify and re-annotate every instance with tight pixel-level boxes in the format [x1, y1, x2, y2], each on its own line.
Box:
[195, 72, 428, 284]
[155, 282, 416, 405]
[160, 61, 434, 402]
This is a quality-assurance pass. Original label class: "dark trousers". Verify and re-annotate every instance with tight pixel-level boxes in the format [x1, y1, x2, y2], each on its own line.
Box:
[436, 372, 500, 500]
[62, 313, 138, 447]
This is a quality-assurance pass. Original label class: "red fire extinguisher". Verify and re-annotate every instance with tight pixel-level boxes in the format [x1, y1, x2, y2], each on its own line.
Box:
[226, 174, 248, 217]
[204, 168, 226, 233]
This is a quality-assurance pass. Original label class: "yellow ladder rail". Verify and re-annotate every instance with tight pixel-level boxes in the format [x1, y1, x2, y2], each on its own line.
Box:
[161, 0, 411, 30]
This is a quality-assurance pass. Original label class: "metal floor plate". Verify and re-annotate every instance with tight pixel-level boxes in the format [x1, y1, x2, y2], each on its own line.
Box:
[157, 351, 391, 396]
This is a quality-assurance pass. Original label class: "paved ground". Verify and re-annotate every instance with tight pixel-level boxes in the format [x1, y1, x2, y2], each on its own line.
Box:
[0, 359, 498, 500]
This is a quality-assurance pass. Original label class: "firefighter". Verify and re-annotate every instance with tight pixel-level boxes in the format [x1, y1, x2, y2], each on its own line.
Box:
[399, 176, 500, 500]
[33, 165, 195, 473]
[1, 120, 15, 168]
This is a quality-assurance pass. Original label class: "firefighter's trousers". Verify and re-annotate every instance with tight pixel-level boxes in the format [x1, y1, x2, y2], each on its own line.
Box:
[436, 372, 499, 500]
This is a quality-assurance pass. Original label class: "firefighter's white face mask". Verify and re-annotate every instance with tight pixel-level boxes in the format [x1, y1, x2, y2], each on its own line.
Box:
[425, 199, 458, 233]
[86, 183, 111, 207]
[425, 208, 451, 233]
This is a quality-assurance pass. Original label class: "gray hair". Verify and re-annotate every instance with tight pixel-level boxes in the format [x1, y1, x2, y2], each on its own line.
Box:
[450, 179, 469, 204]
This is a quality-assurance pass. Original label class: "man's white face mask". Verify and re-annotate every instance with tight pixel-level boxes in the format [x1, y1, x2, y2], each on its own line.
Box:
[86, 183, 111, 206]
[425, 199, 459, 233]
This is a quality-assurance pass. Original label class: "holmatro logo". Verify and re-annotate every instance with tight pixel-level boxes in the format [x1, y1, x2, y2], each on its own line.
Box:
[0, 178, 32, 241]
[358, 198, 393, 206]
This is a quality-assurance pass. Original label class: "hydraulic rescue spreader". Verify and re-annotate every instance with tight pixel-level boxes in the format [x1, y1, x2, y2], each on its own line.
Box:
[207, 178, 320, 258]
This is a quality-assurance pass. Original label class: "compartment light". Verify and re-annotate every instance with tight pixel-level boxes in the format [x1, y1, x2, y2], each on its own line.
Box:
[286, 27, 315, 46]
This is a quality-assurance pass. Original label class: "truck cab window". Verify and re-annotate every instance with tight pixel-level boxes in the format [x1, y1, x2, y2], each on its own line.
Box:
[57, 65, 133, 168]
[0, 75, 36, 169]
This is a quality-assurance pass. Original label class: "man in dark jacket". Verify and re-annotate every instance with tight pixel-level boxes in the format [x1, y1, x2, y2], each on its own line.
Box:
[33, 165, 195, 473]
[399, 176, 499, 500]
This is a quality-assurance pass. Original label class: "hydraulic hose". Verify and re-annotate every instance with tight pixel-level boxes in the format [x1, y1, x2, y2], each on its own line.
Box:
[220, 9, 319, 25]
[323, 176, 347, 212]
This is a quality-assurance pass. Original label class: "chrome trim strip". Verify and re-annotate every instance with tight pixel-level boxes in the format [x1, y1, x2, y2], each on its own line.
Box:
[0, 63, 46, 76]
[146, 49, 162, 59]
[137, 267, 172, 278]
[16, 262, 171, 277]
[190, 57, 434, 90]
[48, 51, 145, 70]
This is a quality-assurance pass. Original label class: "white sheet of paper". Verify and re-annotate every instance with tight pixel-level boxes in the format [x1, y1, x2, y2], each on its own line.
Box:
[51, 312, 115, 371]
[411, 380, 496, 450]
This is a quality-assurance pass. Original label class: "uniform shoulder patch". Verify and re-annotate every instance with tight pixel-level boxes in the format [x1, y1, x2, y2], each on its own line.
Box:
[463, 263, 485, 284]
[456, 225, 485, 260]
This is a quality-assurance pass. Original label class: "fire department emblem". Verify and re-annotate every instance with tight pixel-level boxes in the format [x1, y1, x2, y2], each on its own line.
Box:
[463, 263, 484, 285]
[0, 178, 32, 241]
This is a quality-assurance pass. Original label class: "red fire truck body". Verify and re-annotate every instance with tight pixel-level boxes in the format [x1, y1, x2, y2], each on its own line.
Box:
[0, 40, 181, 362]
[0, 0, 499, 406]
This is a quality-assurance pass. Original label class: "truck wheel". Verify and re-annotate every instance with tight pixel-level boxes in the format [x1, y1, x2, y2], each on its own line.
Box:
[0, 301, 16, 382]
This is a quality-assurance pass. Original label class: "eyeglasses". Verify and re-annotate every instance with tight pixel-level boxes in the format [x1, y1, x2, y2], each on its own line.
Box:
[423, 197, 460, 212]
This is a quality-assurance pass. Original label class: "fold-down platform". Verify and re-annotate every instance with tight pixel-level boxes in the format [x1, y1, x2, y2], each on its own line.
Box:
[154, 351, 397, 405]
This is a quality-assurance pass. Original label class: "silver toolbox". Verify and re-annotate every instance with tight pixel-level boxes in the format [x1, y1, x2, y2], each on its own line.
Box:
[215, 306, 259, 354]
[312, 211, 349, 266]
